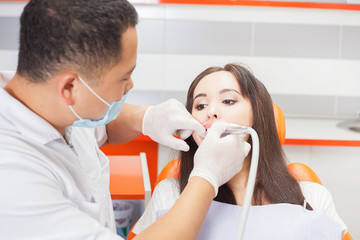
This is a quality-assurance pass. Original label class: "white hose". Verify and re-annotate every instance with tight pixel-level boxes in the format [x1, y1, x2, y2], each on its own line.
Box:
[236, 127, 260, 240]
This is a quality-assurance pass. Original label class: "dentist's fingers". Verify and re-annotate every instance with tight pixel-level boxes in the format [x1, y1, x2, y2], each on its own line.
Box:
[204, 121, 228, 139]
[190, 122, 251, 196]
[176, 118, 206, 139]
[166, 137, 190, 152]
[178, 129, 193, 140]
[142, 99, 205, 150]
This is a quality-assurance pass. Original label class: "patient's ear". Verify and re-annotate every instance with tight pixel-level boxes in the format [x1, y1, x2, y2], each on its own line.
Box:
[58, 74, 77, 106]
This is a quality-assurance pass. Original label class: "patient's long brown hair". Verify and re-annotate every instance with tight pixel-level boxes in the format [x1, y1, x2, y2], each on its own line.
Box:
[180, 64, 312, 209]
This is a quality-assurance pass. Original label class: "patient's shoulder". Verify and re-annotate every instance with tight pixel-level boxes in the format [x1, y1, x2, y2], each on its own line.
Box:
[298, 181, 331, 206]
[153, 178, 180, 207]
[156, 178, 180, 190]
[298, 181, 347, 231]
[132, 178, 181, 235]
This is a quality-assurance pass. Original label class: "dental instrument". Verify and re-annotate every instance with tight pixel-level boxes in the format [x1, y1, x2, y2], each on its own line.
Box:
[222, 125, 260, 240]
[223, 125, 250, 135]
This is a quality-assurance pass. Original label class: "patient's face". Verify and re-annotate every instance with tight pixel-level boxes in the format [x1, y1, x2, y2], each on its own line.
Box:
[191, 71, 253, 146]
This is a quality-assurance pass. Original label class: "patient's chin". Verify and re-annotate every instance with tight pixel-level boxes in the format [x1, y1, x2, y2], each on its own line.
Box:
[192, 132, 203, 146]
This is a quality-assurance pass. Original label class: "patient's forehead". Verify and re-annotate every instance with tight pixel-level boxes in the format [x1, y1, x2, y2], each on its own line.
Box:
[194, 71, 240, 95]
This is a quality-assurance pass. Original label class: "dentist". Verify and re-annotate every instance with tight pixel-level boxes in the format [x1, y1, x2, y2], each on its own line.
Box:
[0, 0, 250, 240]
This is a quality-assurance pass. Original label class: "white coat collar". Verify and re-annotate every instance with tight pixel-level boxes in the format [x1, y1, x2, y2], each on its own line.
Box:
[0, 87, 64, 145]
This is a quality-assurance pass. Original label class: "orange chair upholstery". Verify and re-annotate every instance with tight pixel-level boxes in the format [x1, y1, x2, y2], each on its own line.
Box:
[287, 162, 322, 185]
[155, 158, 180, 186]
[127, 229, 136, 240]
[156, 162, 322, 191]
[343, 232, 353, 240]
[273, 103, 286, 145]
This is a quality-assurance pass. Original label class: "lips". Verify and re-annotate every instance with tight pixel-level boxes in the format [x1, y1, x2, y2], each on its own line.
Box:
[203, 122, 213, 130]
[195, 121, 217, 145]
[202, 121, 220, 130]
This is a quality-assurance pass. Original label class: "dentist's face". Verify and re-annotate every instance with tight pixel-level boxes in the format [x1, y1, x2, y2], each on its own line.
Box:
[72, 27, 137, 121]
[191, 71, 253, 146]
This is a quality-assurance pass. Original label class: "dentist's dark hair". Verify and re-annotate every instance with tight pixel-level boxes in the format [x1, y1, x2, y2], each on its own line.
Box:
[17, 0, 138, 83]
[180, 63, 312, 210]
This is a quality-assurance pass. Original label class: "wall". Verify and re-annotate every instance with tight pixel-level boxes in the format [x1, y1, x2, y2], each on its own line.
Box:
[284, 145, 360, 237]
[128, 4, 360, 119]
[0, 1, 359, 237]
[1, 3, 360, 117]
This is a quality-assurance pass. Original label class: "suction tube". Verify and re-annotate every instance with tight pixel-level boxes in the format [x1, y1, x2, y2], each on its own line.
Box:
[235, 127, 260, 240]
[213, 124, 260, 239]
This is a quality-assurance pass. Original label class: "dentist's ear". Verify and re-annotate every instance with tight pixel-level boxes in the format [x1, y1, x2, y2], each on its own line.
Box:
[58, 74, 77, 106]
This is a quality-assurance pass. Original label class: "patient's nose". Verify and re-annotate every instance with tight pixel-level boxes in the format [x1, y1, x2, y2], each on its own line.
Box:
[207, 104, 220, 119]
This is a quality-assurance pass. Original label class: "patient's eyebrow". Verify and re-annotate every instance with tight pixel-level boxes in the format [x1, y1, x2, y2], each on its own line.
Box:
[194, 89, 240, 100]
[194, 93, 207, 100]
[219, 89, 241, 95]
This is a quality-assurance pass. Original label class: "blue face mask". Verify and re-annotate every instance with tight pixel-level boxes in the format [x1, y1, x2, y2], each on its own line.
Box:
[69, 76, 128, 128]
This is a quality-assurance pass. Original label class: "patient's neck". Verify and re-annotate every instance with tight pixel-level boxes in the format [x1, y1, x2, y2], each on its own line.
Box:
[227, 156, 250, 205]
[227, 156, 269, 206]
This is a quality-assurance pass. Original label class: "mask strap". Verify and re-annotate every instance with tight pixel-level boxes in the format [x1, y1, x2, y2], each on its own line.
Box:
[78, 76, 111, 106]
[69, 105, 83, 120]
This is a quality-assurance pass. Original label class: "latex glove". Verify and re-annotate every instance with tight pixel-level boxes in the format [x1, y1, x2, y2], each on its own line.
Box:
[189, 122, 251, 196]
[142, 99, 206, 151]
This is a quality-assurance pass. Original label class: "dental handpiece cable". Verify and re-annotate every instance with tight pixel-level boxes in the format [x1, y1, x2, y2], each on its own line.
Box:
[224, 125, 260, 240]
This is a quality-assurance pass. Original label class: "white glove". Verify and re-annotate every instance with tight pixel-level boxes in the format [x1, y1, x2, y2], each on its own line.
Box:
[189, 122, 251, 197]
[142, 99, 206, 151]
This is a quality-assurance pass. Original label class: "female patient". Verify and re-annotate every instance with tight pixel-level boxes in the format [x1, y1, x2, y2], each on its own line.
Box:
[132, 64, 347, 239]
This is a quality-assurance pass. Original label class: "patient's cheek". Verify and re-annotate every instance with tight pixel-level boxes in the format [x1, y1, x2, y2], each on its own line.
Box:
[192, 131, 203, 146]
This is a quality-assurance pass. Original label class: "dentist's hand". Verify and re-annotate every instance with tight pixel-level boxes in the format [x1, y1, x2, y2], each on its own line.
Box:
[189, 122, 251, 197]
[142, 99, 206, 151]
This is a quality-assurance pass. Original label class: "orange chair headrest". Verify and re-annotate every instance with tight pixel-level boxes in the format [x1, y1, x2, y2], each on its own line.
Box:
[273, 103, 286, 145]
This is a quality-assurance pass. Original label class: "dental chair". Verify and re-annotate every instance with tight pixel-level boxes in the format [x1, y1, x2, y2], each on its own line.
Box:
[127, 104, 353, 240]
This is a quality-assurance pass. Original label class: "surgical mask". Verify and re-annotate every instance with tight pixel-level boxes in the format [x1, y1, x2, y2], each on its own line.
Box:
[69, 76, 128, 128]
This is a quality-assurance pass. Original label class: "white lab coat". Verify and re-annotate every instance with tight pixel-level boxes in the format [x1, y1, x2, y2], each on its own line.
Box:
[0, 74, 122, 239]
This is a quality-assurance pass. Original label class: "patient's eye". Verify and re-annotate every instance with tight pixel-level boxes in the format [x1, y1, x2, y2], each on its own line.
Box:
[223, 99, 237, 105]
[195, 104, 207, 110]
